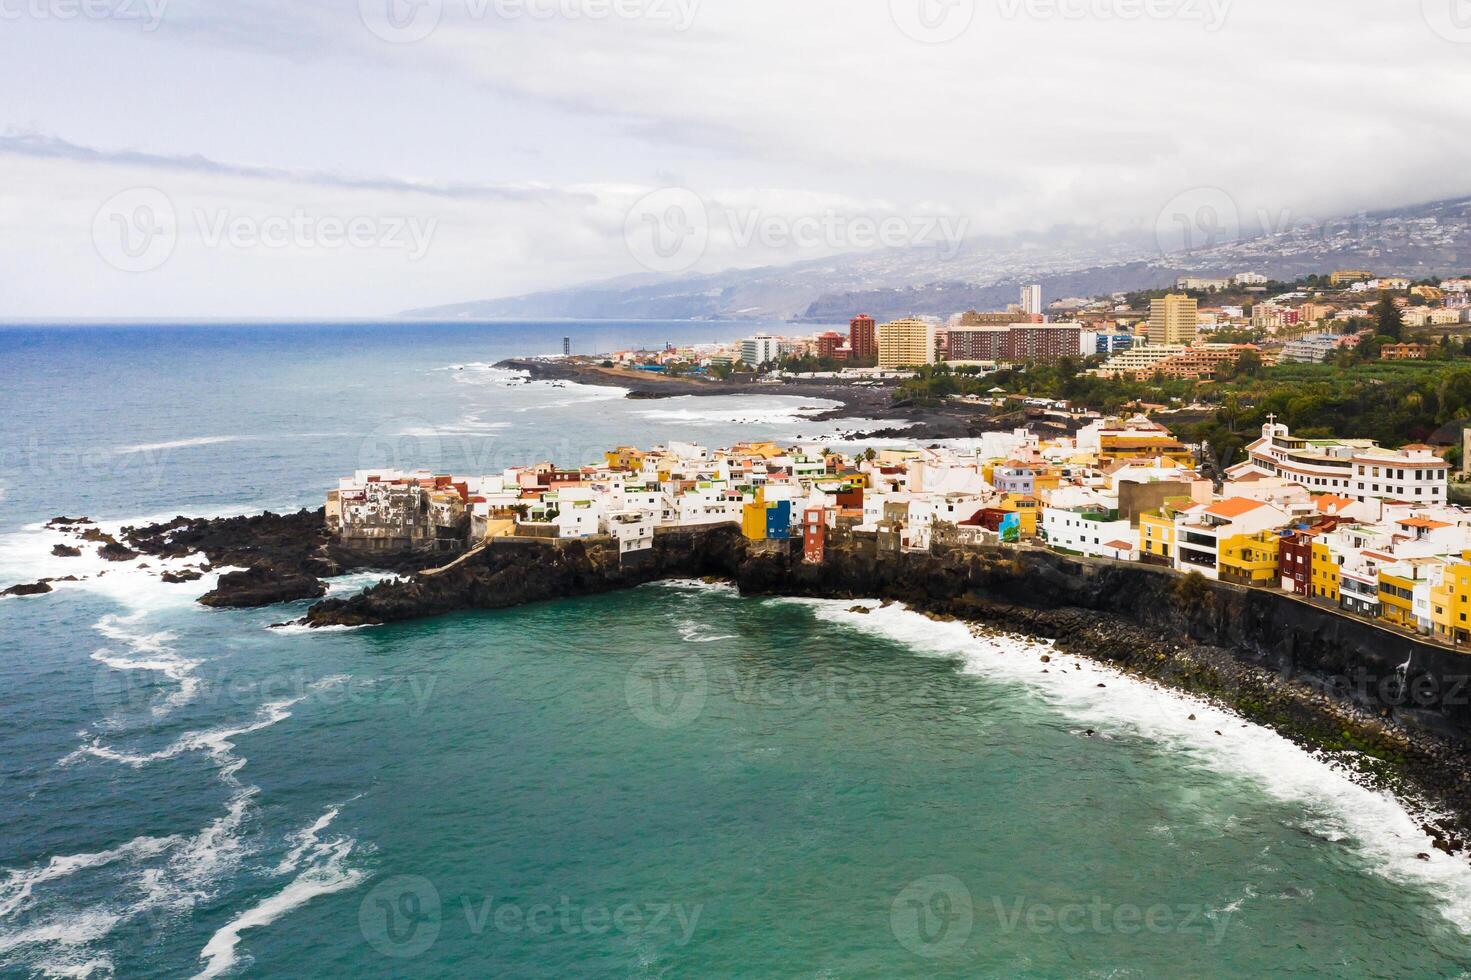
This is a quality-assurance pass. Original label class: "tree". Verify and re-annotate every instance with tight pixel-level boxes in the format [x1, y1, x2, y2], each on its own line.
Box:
[1374, 291, 1405, 342]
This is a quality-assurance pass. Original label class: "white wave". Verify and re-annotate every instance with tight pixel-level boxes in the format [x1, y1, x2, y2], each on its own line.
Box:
[646, 578, 738, 596]
[92, 613, 203, 717]
[784, 598, 1471, 934]
[0, 912, 122, 956]
[63, 695, 306, 770]
[267, 622, 365, 636]
[678, 620, 736, 644]
[194, 807, 364, 980]
[115, 437, 241, 455]
[632, 395, 840, 428]
[0, 837, 179, 921]
[275, 807, 341, 876]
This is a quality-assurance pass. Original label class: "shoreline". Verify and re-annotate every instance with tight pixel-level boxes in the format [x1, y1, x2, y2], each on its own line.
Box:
[494, 357, 1008, 440]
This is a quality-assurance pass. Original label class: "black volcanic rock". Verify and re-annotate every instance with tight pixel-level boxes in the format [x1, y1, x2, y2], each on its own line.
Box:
[3, 580, 54, 597]
[161, 569, 204, 584]
[98, 541, 140, 562]
[200, 566, 328, 608]
[51, 544, 82, 558]
[46, 516, 94, 528]
[119, 508, 441, 609]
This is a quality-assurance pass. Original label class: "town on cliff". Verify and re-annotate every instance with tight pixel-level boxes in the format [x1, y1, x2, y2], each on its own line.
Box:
[327, 410, 1468, 649]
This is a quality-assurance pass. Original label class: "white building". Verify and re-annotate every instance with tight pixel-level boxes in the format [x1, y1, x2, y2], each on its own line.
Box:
[1227, 422, 1450, 505]
[740, 335, 783, 367]
[1022, 284, 1043, 317]
[1173, 497, 1292, 580]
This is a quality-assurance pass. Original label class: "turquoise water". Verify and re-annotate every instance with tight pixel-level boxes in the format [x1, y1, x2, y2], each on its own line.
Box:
[3, 323, 1471, 978]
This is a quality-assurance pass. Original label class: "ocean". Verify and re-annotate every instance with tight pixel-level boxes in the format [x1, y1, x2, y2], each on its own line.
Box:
[2, 321, 1471, 978]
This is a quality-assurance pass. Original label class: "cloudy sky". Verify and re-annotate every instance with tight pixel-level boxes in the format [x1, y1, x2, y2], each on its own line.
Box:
[2, 0, 1469, 317]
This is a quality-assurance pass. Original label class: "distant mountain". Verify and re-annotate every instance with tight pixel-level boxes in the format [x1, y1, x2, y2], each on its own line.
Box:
[403, 196, 1471, 323]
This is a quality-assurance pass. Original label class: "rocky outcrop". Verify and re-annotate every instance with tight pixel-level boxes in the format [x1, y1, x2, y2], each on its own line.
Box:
[2, 580, 54, 597]
[98, 541, 140, 562]
[305, 528, 743, 628]
[51, 545, 82, 558]
[200, 566, 328, 608]
[119, 509, 441, 607]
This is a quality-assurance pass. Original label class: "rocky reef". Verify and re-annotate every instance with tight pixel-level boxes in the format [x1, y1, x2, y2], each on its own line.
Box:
[118, 508, 441, 608]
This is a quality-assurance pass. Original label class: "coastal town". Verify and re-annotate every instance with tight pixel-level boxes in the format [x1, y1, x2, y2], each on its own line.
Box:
[318, 268, 1471, 650]
[329, 409, 1471, 648]
[559, 270, 1471, 381]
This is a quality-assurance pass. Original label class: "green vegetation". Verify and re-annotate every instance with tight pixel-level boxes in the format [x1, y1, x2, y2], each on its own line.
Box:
[898, 358, 1471, 469]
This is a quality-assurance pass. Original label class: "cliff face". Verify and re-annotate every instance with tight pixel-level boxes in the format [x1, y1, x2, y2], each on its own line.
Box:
[737, 544, 1471, 742]
[305, 528, 745, 628]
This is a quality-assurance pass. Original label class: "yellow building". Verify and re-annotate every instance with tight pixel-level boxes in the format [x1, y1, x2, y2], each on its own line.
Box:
[877, 318, 936, 370]
[605, 447, 645, 472]
[1377, 570, 1416, 628]
[1430, 557, 1471, 644]
[741, 489, 767, 541]
[1139, 509, 1178, 563]
[1219, 531, 1281, 586]
[1310, 540, 1341, 603]
[999, 494, 1040, 538]
[1330, 269, 1373, 286]
[1098, 434, 1194, 464]
[1147, 294, 1199, 346]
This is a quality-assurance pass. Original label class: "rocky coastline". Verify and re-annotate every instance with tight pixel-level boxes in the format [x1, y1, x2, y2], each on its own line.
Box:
[494, 357, 1004, 441]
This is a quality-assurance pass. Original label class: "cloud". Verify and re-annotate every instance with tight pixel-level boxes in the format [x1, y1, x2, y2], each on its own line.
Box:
[1, 0, 1469, 316]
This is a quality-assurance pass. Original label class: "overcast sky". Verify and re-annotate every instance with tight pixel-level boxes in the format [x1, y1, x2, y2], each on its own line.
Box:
[3, 0, 1469, 317]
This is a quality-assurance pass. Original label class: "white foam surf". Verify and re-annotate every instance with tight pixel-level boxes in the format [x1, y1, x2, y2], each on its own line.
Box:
[0, 838, 179, 921]
[647, 579, 738, 596]
[115, 436, 241, 455]
[193, 807, 364, 980]
[782, 597, 1471, 934]
[678, 620, 736, 644]
[63, 694, 307, 770]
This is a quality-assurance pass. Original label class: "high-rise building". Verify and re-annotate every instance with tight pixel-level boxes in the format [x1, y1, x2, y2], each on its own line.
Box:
[740, 334, 783, 367]
[1148, 294, 1199, 345]
[1021, 284, 1043, 317]
[562, 336, 571, 356]
[849, 315, 877, 361]
[877, 318, 936, 369]
[946, 323, 1084, 363]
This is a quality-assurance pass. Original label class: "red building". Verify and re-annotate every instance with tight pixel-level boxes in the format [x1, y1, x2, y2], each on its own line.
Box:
[945, 324, 1083, 364]
[1277, 528, 1314, 596]
[803, 508, 828, 564]
[849, 315, 877, 361]
[816, 331, 846, 360]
